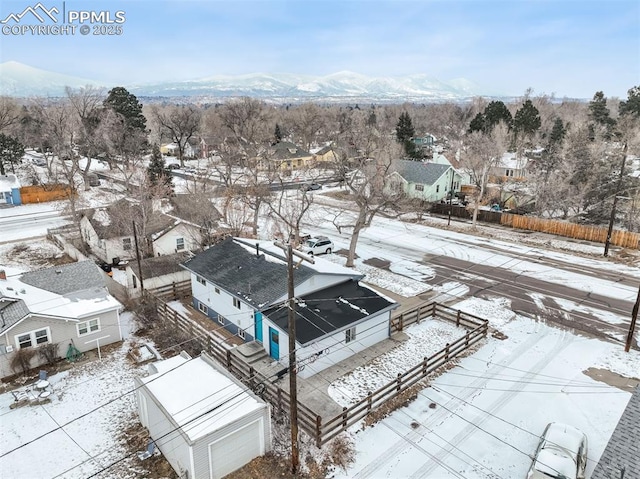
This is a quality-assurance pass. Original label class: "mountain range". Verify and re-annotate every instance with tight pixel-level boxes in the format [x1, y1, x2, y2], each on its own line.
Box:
[0, 61, 493, 102]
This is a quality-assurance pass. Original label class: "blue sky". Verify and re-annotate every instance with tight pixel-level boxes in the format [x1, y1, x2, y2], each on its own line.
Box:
[1, 0, 638, 98]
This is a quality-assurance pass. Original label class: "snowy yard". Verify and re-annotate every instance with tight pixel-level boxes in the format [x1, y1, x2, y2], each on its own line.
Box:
[331, 297, 639, 479]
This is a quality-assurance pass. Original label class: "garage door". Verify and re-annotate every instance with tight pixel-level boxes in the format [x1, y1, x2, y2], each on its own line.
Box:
[209, 419, 263, 478]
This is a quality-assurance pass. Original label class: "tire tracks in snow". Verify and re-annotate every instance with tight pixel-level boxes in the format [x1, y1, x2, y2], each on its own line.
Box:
[351, 327, 552, 479]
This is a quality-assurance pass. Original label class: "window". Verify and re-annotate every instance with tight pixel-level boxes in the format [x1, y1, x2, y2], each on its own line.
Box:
[415, 184, 424, 192]
[196, 276, 206, 286]
[198, 302, 208, 314]
[77, 318, 100, 336]
[237, 328, 245, 339]
[122, 237, 132, 251]
[176, 237, 185, 251]
[345, 327, 356, 343]
[217, 314, 225, 325]
[505, 169, 514, 177]
[214, 287, 220, 294]
[233, 298, 241, 309]
[15, 328, 50, 349]
[436, 185, 440, 193]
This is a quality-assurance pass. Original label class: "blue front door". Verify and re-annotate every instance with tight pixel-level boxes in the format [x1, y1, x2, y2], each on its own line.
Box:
[254, 312, 263, 343]
[269, 327, 279, 360]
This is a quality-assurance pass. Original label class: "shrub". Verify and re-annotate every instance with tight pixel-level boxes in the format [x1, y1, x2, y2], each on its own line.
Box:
[10, 348, 37, 376]
[37, 342, 60, 365]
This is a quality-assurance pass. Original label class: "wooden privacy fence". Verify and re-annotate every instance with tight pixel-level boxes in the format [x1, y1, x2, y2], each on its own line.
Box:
[148, 280, 191, 301]
[156, 299, 488, 447]
[20, 184, 73, 203]
[501, 213, 640, 249]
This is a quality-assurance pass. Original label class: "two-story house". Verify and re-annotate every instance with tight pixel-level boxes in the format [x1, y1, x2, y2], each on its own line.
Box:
[388, 159, 464, 203]
[181, 238, 398, 378]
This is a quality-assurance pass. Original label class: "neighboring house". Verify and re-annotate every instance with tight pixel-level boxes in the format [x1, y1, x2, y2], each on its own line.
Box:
[126, 252, 191, 298]
[181, 238, 397, 378]
[160, 142, 196, 159]
[0, 174, 21, 206]
[311, 144, 339, 163]
[388, 159, 463, 203]
[592, 386, 639, 479]
[490, 152, 529, 181]
[260, 141, 314, 170]
[0, 262, 122, 378]
[80, 200, 202, 264]
[412, 134, 437, 151]
[135, 351, 271, 479]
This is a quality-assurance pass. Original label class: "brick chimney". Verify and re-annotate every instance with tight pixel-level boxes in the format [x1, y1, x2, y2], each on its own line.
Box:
[0, 270, 6, 280]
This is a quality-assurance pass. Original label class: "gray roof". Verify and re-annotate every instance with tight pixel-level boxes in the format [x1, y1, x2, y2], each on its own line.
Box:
[0, 298, 30, 335]
[20, 261, 106, 295]
[134, 252, 192, 280]
[396, 160, 451, 186]
[269, 141, 312, 160]
[84, 200, 176, 240]
[592, 386, 640, 478]
[182, 238, 314, 309]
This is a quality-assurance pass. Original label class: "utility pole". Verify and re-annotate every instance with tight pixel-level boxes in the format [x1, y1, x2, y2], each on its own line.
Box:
[132, 221, 144, 295]
[625, 284, 640, 353]
[286, 243, 299, 474]
[447, 168, 456, 226]
[272, 241, 313, 474]
[604, 143, 628, 257]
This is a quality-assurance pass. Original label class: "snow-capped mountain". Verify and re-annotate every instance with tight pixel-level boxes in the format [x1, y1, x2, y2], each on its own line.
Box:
[0, 61, 490, 101]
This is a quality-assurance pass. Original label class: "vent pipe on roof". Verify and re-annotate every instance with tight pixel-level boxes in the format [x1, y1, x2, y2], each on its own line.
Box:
[256, 242, 259, 257]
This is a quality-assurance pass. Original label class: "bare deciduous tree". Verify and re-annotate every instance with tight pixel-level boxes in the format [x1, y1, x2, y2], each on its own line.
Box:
[152, 104, 202, 166]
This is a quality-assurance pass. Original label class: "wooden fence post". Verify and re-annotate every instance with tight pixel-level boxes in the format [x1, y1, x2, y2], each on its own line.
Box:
[342, 406, 348, 428]
[226, 350, 232, 369]
[456, 310, 461, 327]
[416, 306, 421, 324]
[315, 416, 322, 448]
[277, 387, 283, 411]
[399, 313, 404, 332]
[249, 366, 255, 388]
[422, 357, 428, 376]
[367, 391, 372, 411]
[465, 331, 470, 347]
[445, 343, 450, 360]
[431, 302, 437, 318]
[396, 373, 402, 392]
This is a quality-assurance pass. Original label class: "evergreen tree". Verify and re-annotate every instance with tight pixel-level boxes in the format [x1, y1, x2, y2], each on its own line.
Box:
[513, 99, 541, 139]
[484, 101, 513, 130]
[619, 85, 640, 118]
[395, 111, 418, 158]
[468, 112, 486, 133]
[103, 86, 147, 131]
[0, 133, 24, 175]
[395, 111, 415, 143]
[367, 109, 377, 127]
[147, 144, 173, 188]
[547, 117, 566, 150]
[588, 91, 616, 139]
[274, 123, 283, 143]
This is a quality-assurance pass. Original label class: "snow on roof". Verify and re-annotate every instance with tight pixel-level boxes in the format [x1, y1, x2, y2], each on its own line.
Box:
[497, 152, 528, 170]
[142, 354, 265, 442]
[0, 264, 120, 329]
[0, 174, 20, 190]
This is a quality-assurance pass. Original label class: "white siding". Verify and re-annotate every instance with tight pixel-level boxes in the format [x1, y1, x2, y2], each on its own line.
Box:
[136, 380, 194, 479]
[153, 223, 201, 256]
[297, 311, 391, 379]
[191, 274, 254, 329]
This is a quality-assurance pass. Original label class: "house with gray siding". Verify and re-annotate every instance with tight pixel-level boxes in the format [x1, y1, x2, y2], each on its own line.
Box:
[135, 351, 271, 479]
[181, 238, 398, 378]
[0, 262, 122, 378]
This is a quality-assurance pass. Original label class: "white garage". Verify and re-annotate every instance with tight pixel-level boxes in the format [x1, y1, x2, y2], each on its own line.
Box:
[135, 352, 271, 479]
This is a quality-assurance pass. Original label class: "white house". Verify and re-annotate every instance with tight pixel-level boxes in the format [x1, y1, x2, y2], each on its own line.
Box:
[80, 200, 202, 264]
[491, 152, 529, 180]
[181, 238, 398, 379]
[135, 351, 271, 479]
[388, 159, 464, 203]
[0, 262, 122, 378]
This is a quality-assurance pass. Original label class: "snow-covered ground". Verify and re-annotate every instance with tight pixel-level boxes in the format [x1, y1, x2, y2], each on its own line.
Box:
[331, 298, 639, 479]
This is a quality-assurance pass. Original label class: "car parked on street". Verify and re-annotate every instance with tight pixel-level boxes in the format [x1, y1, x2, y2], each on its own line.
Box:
[527, 423, 588, 479]
[301, 182, 322, 191]
[299, 236, 334, 256]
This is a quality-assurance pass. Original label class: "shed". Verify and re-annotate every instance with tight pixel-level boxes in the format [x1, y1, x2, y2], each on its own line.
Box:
[0, 174, 21, 205]
[135, 352, 271, 479]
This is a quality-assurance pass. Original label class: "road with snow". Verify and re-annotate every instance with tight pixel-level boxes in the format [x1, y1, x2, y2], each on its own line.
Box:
[304, 203, 640, 343]
[0, 207, 71, 243]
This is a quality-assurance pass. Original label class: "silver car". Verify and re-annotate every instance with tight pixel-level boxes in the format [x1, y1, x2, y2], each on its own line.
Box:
[527, 423, 588, 479]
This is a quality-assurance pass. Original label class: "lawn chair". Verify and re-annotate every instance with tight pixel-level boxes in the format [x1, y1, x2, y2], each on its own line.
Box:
[137, 439, 156, 460]
[39, 370, 48, 381]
